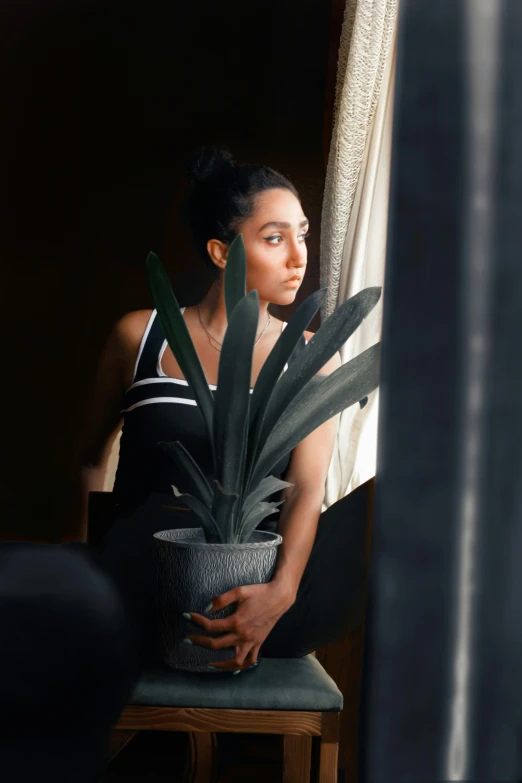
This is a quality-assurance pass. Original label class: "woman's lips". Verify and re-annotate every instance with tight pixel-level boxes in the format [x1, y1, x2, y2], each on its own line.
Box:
[282, 276, 301, 287]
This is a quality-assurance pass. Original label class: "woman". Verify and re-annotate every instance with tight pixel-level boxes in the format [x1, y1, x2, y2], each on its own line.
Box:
[75, 147, 369, 672]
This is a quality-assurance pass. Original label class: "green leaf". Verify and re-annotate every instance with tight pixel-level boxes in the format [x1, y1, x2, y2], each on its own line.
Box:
[213, 290, 260, 495]
[254, 287, 381, 460]
[244, 289, 326, 491]
[211, 481, 241, 544]
[170, 486, 223, 543]
[159, 441, 213, 508]
[146, 252, 216, 466]
[249, 289, 326, 424]
[249, 343, 381, 489]
[224, 234, 247, 322]
[237, 501, 284, 544]
[240, 476, 293, 524]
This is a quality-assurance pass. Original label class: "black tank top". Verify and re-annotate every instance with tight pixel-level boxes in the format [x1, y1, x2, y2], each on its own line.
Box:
[113, 309, 307, 505]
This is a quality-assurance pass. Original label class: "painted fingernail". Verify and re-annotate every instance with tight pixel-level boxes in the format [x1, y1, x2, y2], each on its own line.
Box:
[233, 669, 241, 675]
[182, 638, 193, 645]
[182, 613, 191, 621]
[204, 602, 213, 613]
[207, 665, 216, 669]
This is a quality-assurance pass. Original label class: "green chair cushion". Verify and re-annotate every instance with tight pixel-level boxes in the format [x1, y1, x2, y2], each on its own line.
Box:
[128, 655, 343, 711]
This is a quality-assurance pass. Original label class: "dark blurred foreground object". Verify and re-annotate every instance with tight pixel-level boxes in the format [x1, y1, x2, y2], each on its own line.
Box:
[0, 543, 138, 782]
[360, 0, 522, 781]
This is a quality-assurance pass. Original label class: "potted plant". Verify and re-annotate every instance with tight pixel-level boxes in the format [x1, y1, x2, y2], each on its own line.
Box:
[147, 235, 381, 673]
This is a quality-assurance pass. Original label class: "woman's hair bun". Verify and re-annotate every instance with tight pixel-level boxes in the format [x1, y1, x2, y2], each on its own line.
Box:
[184, 145, 236, 185]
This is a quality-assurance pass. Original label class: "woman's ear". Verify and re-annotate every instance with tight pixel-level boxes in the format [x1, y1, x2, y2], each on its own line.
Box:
[206, 239, 228, 273]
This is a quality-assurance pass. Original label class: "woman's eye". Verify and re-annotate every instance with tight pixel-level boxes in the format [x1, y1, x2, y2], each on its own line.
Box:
[264, 232, 309, 245]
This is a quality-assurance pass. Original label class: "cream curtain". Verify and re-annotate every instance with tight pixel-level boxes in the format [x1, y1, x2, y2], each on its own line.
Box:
[321, 0, 398, 509]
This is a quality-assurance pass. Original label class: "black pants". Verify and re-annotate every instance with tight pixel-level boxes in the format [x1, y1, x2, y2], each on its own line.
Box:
[263, 481, 369, 657]
[98, 481, 370, 664]
[0, 543, 138, 782]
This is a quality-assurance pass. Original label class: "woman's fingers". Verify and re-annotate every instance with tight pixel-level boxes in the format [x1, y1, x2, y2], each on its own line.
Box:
[235, 644, 253, 667]
[209, 586, 248, 612]
[208, 645, 260, 672]
[246, 645, 261, 667]
[184, 633, 237, 651]
[207, 657, 249, 672]
[184, 612, 234, 633]
[207, 660, 241, 672]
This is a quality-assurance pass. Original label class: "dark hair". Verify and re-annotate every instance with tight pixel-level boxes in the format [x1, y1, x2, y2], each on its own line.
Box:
[181, 145, 300, 280]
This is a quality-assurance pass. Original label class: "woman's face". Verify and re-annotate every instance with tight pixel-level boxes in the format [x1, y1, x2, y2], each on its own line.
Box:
[234, 188, 309, 306]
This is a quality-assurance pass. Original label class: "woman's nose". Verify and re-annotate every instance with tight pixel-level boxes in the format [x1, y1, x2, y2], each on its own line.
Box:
[288, 240, 307, 268]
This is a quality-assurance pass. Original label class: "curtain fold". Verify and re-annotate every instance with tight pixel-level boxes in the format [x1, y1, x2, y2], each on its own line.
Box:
[321, 0, 398, 507]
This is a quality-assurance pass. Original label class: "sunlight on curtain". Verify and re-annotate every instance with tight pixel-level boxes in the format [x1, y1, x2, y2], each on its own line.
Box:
[321, 1, 398, 508]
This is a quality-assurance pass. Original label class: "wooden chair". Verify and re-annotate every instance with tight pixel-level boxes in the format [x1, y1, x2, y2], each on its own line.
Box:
[111, 655, 342, 782]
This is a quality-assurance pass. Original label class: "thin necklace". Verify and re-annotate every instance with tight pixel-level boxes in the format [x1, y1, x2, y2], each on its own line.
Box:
[197, 304, 271, 353]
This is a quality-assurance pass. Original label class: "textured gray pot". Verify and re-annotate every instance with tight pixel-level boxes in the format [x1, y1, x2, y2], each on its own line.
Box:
[152, 528, 282, 673]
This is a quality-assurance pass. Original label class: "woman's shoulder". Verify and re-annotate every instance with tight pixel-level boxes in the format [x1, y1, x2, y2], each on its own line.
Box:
[104, 310, 153, 375]
[113, 309, 154, 348]
[104, 310, 155, 391]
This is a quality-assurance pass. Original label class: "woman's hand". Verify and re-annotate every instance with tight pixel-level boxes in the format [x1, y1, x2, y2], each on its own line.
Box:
[183, 581, 295, 672]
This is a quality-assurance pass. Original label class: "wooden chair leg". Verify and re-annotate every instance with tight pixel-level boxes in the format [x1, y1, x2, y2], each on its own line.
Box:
[184, 731, 218, 783]
[319, 713, 340, 783]
[108, 728, 138, 762]
[283, 734, 312, 783]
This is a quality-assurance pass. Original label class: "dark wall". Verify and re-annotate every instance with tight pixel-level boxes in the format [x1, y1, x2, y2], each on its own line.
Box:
[0, 0, 332, 540]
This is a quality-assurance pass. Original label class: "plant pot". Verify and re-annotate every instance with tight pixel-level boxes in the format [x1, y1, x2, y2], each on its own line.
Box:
[152, 527, 282, 673]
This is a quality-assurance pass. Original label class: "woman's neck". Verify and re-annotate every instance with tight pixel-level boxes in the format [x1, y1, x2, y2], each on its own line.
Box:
[197, 281, 271, 342]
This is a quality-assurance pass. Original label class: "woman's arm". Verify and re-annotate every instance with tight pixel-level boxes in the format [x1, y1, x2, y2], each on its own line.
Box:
[271, 345, 341, 603]
[65, 311, 149, 541]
